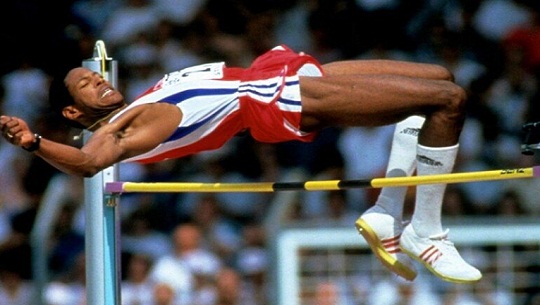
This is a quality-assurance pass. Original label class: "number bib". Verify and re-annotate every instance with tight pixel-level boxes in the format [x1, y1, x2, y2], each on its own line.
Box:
[161, 62, 225, 87]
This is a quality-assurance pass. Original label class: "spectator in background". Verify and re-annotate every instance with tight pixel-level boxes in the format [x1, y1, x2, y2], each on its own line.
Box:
[71, 0, 123, 36]
[441, 185, 476, 217]
[337, 125, 393, 211]
[503, 3, 540, 75]
[153, 19, 206, 72]
[440, 279, 512, 305]
[48, 201, 85, 276]
[0, 159, 53, 282]
[414, 18, 487, 90]
[313, 281, 340, 305]
[213, 267, 250, 305]
[191, 194, 243, 263]
[490, 189, 526, 216]
[235, 223, 269, 305]
[148, 229, 194, 304]
[44, 253, 86, 305]
[3, 0, 540, 304]
[324, 190, 359, 225]
[172, 223, 222, 303]
[121, 253, 155, 305]
[121, 209, 172, 261]
[178, 145, 269, 224]
[119, 30, 164, 103]
[152, 0, 208, 28]
[0, 251, 34, 305]
[485, 40, 537, 140]
[0, 204, 11, 249]
[152, 282, 177, 305]
[0, 58, 51, 212]
[273, 0, 314, 53]
[472, 0, 532, 43]
[100, 0, 161, 51]
[367, 275, 440, 305]
[149, 223, 222, 304]
[502, 154, 540, 215]
[1, 57, 50, 127]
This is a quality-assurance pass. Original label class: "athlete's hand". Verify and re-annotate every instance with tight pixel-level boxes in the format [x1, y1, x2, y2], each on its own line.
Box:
[0, 115, 35, 148]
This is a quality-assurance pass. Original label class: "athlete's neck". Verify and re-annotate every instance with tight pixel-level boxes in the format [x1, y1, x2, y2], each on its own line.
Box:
[87, 104, 128, 132]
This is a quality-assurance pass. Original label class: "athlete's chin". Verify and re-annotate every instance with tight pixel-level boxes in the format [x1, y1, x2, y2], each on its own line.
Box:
[100, 93, 125, 108]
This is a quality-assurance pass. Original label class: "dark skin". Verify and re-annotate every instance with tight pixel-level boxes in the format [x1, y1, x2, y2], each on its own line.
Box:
[0, 59, 466, 177]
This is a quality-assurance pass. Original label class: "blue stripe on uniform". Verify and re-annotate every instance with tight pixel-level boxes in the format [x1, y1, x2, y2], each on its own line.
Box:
[162, 87, 237, 104]
[277, 79, 301, 106]
[164, 98, 237, 142]
[285, 80, 299, 86]
[238, 88, 277, 98]
[277, 97, 301, 106]
[239, 81, 281, 99]
[240, 82, 278, 89]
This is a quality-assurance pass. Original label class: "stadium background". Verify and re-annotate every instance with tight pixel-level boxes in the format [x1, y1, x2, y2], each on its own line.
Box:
[1, 0, 540, 304]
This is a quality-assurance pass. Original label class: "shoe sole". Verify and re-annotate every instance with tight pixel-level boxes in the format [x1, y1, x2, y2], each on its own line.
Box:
[400, 246, 482, 284]
[355, 218, 417, 281]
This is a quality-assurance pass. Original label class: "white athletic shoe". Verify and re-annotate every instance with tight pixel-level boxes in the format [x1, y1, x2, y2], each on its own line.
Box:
[355, 207, 417, 281]
[400, 224, 482, 283]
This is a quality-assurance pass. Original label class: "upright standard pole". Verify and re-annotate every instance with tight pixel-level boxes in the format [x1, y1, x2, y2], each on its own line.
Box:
[82, 40, 121, 305]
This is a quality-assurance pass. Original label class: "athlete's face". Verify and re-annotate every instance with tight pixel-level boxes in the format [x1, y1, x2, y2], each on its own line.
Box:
[65, 67, 125, 115]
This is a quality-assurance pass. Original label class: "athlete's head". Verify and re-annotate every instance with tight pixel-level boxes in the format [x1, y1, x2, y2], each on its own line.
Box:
[49, 67, 125, 129]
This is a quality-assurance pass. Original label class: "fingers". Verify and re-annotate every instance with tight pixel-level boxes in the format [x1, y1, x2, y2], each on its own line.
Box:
[0, 115, 23, 142]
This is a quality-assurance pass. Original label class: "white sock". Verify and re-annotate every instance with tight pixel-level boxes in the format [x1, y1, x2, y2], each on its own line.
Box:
[411, 143, 459, 237]
[375, 116, 425, 220]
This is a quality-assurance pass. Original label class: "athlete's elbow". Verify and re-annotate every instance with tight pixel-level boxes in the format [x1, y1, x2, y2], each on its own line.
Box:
[81, 170, 99, 178]
[64, 168, 98, 177]
[67, 165, 104, 177]
[82, 166, 109, 177]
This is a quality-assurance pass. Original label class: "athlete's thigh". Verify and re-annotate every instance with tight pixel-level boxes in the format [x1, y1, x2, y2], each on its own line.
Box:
[299, 74, 453, 129]
[321, 60, 452, 81]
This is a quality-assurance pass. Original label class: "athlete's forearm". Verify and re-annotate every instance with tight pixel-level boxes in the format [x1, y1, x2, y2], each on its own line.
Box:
[33, 138, 105, 177]
[1, 115, 100, 176]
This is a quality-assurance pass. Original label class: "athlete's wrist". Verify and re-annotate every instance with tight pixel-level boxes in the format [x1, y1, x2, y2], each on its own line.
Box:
[22, 133, 41, 152]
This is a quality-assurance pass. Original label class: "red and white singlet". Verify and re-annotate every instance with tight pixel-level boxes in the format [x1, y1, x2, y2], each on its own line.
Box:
[111, 45, 323, 164]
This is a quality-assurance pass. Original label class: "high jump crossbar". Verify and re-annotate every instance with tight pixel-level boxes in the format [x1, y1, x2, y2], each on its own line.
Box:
[105, 166, 540, 194]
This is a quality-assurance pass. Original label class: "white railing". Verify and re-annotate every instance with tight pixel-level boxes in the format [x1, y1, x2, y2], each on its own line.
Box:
[276, 221, 540, 305]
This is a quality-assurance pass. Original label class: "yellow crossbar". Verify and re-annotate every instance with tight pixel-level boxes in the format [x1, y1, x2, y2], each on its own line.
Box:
[104, 166, 539, 194]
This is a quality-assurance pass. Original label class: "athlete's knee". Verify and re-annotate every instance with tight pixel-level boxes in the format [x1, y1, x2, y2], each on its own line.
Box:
[440, 83, 467, 119]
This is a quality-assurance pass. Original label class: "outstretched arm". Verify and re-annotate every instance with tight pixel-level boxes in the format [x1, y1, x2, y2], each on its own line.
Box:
[38, 132, 128, 177]
[1, 103, 183, 177]
[0, 115, 127, 177]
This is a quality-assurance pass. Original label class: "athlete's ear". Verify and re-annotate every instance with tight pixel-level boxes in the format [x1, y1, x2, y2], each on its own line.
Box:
[62, 105, 83, 121]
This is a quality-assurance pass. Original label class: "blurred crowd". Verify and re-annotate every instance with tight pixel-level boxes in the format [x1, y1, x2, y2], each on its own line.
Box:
[1, 0, 540, 304]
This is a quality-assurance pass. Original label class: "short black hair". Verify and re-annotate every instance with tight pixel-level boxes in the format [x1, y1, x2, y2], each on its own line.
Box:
[48, 74, 85, 129]
[49, 75, 73, 113]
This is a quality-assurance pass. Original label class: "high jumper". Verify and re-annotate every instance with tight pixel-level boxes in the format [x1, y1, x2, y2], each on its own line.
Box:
[1, 44, 481, 283]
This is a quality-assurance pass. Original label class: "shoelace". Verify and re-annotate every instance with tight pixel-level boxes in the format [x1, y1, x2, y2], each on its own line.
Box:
[429, 229, 454, 246]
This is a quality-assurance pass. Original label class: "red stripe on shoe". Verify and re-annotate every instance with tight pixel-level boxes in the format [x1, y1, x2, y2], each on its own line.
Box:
[382, 234, 402, 253]
[420, 246, 442, 265]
